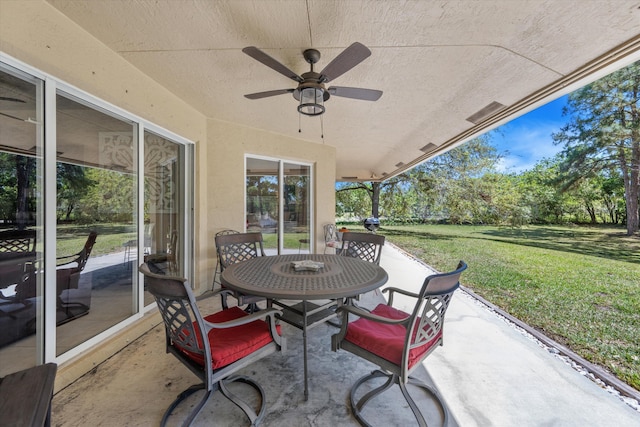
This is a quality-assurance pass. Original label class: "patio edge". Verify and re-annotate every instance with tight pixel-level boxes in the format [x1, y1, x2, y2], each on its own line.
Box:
[385, 242, 640, 406]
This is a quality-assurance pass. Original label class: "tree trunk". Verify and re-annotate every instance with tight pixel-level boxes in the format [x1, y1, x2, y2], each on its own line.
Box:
[625, 131, 640, 236]
[626, 174, 639, 235]
[371, 182, 381, 218]
[15, 156, 34, 230]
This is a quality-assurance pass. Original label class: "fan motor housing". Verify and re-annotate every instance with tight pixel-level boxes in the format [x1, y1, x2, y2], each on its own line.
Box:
[292, 72, 330, 102]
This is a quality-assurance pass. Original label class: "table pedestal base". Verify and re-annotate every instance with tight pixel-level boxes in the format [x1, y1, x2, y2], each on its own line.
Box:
[273, 300, 338, 400]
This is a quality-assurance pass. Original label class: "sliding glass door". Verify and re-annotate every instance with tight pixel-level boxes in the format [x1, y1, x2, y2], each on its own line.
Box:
[0, 58, 193, 375]
[246, 157, 312, 254]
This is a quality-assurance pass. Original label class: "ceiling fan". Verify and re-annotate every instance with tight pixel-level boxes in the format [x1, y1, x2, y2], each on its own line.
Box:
[242, 42, 382, 116]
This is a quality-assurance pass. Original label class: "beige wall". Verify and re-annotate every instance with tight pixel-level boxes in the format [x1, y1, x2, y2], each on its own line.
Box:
[0, 0, 337, 387]
[204, 119, 336, 288]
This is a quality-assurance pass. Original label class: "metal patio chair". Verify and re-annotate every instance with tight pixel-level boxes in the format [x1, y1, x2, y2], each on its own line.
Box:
[139, 263, 285, 426]
[215, 232, 266, 312]
[56, 231, 97, 324]
[332, 261, 467, 427]
[211, 229, 240, 291]
[340, 232, 385, 265]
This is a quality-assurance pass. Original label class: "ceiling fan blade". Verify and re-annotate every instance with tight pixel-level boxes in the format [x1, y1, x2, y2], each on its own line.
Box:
[328, 86, 383, 101]
[244, 89, 295, 100]
[242, 47, 303, 83]
[319, 42, 372, 83]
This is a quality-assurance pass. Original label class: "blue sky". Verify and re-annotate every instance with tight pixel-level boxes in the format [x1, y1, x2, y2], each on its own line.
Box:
[491, 95, 569, 173]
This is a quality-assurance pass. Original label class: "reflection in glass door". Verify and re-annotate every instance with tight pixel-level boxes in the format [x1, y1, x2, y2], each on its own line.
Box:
[246, 157, 312, 254]
[143, 131, 185, 305]
[246, 158, 279, 253]
[0, 66, 43, 375]
[283, 163, 310, 253]
[55, 93, 137, 356]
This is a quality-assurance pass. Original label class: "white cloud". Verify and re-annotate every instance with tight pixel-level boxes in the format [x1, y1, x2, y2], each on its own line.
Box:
[493, 111, 566, 174]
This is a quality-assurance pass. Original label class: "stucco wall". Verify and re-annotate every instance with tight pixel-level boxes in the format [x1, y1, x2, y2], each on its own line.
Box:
[0, 0, 210, 389]
[0, 0, 337, 388]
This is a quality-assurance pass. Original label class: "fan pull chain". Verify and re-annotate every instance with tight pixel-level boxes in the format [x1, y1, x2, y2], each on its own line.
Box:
[298, 111, 302, 133]
[321, 115, 324, 139]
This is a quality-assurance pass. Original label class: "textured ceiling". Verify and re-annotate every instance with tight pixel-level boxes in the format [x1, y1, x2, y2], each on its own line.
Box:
[47, 0, 640, 181]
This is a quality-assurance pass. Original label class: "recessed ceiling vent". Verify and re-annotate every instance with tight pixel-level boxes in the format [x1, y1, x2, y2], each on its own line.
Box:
[466, 101, 506, 124]
[341, 176, 359, 180]
[395, 162, 405, 168]
[420, 143, 437, 153]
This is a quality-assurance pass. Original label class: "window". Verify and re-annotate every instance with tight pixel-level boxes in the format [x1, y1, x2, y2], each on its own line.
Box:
[246, 156, 312, 254]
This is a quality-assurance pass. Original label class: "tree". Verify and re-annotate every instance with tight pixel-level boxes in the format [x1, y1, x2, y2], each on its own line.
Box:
[57, 163, 95, 221]
[552, 61, 640, 235]
[402, 134, 501, 223]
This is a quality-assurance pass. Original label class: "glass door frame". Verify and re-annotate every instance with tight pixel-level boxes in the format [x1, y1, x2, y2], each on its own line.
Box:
[244, 154, 314, 254]
[1, 52, 194, 366]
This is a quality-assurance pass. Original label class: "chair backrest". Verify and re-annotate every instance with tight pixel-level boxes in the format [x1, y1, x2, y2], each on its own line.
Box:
[76, 231, 98, 271]
[340, 232, 385, 265]
[57, 231, 97, 272]
[139, 263, 211, 378]
[215, 232, 265, 270]
[215, 229, 240, 261]
[401, 261, 467, 378]
[323, 224, 338, 243]
[0, 229, 37, 254]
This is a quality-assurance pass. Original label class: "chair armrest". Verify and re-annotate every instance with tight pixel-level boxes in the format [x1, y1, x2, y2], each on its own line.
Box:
[336, 304, 410, 326]
[202, 307, 282, 329]
[56, 252, 80, 267]
[201, 307, 285, 349]
[206, 288, 234, 299]
[383, 286, 419, 305]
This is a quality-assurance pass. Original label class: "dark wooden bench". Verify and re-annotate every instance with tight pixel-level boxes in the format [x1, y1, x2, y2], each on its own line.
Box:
[0, 363, 57, 426]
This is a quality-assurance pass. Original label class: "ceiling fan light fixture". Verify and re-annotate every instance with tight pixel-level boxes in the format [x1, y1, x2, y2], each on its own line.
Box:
[298, 87, 325, 116]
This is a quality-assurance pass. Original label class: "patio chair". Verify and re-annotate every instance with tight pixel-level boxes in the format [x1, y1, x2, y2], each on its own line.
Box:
[340, 232, 385, 265]
[331, 261, 467, 427]
[215, 232, 266, 312]
[323, 223, 343, 254]
[0, 229, 38, 293]
[211, 229, 240, 291]
[56, 231, 97, 324]
[138, 263, 285, 427]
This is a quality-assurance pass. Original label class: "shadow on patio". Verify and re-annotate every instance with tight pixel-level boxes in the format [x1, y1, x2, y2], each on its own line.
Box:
[51, 244, 640, 426]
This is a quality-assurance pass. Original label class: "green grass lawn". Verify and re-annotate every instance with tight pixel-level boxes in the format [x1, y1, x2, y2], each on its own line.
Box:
[55, 223, 135, 258]
[378, 224, 640, 391]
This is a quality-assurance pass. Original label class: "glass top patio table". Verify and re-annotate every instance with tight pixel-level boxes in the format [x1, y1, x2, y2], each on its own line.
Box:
[221, 254, 388, 399]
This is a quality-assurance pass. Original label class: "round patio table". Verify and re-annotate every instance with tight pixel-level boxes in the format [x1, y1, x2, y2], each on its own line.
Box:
[221, 254, 388, 399]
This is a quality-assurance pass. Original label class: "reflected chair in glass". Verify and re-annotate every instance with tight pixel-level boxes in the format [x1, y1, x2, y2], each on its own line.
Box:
[331, 261, 467, 427]
[323, 223, 343, 254]
[0, 230, 38, 346]
[139, 263, 285, 426]
[340, 232, 385, 265]
[211, 229, 240, 292]
[55, 231, 97, 324]
[215, 232, 266, 312]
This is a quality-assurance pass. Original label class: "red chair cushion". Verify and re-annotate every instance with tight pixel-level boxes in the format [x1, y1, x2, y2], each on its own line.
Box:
[175, 306, 280, 369]
[344, 303, 442, 369]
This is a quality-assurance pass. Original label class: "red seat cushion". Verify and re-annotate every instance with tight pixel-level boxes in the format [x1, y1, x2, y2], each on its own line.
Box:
[344, 303, 442, 369]
[175, 306, 280, 369]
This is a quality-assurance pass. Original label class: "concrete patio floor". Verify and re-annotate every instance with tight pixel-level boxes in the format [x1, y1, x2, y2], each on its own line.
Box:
[51, 244, 640, 426]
